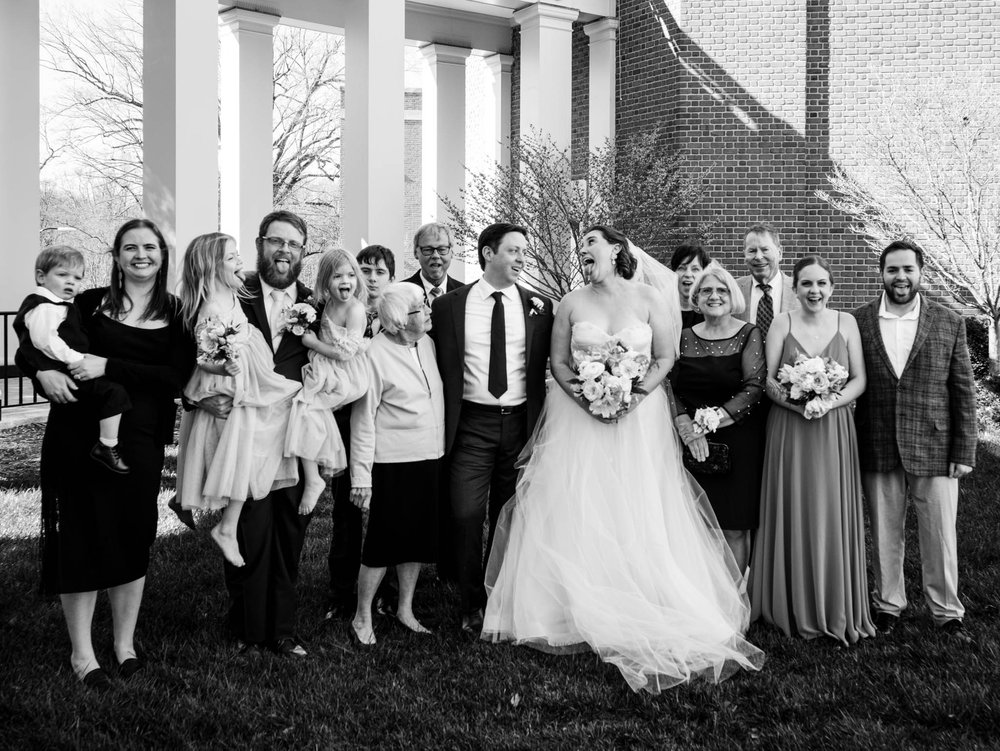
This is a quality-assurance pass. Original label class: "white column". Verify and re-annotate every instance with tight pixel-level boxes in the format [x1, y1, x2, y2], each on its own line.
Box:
[342, 0, 405, 251]
[420, 44, 472, 224]
[584, 18, 618, 152]
[144, 0, 219, 271]
[0, 0, 39, 312]
[219, 8, 280, 260]
[484, 53, 513, 170]
[513, 3, 579, 149]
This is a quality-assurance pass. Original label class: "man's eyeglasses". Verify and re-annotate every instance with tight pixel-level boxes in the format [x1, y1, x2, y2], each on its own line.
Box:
[262, 236, 304, 252]
[417, 245, 452, 257]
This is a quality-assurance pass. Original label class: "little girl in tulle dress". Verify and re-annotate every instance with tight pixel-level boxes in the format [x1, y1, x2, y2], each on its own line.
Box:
[285, 248, 371, 514]
[176, 233, 301, 567]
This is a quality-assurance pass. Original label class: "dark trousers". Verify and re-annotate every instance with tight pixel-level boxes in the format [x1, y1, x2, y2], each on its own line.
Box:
[450, 404, 527, 614]
[327, 406, 363, 604]
[225, 476, 310, 645]
[326, 405, 397, 607]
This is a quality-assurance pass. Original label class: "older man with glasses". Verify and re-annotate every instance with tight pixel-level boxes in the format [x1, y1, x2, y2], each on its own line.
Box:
[404, 222, 464, 303]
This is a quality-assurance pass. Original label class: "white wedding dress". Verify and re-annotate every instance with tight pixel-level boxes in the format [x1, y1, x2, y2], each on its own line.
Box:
[482, 321, 765, 693]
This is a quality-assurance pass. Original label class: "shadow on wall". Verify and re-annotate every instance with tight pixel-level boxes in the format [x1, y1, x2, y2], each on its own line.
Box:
[624, 0, 879, 307]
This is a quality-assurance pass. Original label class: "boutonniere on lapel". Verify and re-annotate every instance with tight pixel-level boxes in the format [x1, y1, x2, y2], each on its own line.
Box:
[529, 296, 545, 317]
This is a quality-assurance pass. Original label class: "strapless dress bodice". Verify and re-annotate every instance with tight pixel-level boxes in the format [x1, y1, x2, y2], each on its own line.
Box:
[571, 320, 652, 356]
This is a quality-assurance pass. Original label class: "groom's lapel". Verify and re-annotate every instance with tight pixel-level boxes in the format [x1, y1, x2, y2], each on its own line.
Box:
[243, 274, 271, 348]
[516, 284, 536, 372]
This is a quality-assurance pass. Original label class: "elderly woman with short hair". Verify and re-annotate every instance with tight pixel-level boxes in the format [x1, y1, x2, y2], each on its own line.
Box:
[349, 282, 445, 645]
[669, 262, 766, 573]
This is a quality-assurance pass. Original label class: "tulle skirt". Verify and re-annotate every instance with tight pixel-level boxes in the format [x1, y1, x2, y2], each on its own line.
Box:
[283, 351, 369, 476]
[177, 329, 301, 510]
[483, 386, 765, 693]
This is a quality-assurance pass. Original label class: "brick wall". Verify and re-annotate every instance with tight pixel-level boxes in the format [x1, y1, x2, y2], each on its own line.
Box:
[571, 22, 589, 178]
[613, 0, 1000, 309]
[402, 88, 423, 277]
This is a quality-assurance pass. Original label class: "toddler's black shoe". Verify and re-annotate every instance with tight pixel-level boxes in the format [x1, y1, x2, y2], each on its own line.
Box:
[91, 442, 130, 474]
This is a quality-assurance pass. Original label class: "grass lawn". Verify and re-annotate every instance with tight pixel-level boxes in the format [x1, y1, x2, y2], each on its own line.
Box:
[1, 413, 999, 750]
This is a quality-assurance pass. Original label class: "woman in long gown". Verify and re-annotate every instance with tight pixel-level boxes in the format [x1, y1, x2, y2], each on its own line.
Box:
[482, 225, 764, 693]
[750, 255, 875, 645]
[33, 219, 195, 690]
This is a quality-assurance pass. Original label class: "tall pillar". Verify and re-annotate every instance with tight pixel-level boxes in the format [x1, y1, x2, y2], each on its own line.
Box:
[584, 18, 618, 152]
[420, 44, 471, 224]
[219, 8, 280, 260]
[342, 0, 405, 251]
[144, 0, 219, 270]
[512, 3, 578, 149]
[0, 0, 39, 312]
[484, 53, 513, 170]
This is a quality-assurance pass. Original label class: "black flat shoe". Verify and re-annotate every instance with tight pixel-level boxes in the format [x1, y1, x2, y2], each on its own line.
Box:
[873, 611, 898, 634]
[116, 656, 145, 680]
[90, 442, 130, 474]
[81, 667, 113, 693]
[271, 638, 308, 658]
[167, 494, 196, 530]
[348, 622, 376, 647]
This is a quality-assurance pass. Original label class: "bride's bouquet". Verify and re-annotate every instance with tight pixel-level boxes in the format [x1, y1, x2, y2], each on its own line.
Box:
[195, 317, 241, 365]
[572, 343, 650, 419]
[776, 353, 849, 419]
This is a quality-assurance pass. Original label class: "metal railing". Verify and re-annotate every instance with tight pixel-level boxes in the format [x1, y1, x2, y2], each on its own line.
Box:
[2, 311, 49, 418]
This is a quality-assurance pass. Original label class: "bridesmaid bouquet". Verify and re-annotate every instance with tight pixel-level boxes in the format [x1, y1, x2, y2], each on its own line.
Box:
[195, 317, 241, 364]
[777, 354, 849, 419]
[572, 344, 650, 419]
[280, 301, 319, 336]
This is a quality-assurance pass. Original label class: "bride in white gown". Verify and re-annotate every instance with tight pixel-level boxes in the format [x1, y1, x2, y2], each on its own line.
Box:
[482, 225, 764, 693]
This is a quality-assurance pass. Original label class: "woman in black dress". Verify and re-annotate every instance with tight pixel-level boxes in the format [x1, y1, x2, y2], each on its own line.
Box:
[669, 262, 765, 574]
[669, 240, 712, 329]
[33, 219, 194, 690]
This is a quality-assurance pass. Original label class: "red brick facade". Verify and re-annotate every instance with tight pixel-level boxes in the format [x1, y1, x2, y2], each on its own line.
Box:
[510, 1, 1000, 308]
[613, 0, 1000, 307]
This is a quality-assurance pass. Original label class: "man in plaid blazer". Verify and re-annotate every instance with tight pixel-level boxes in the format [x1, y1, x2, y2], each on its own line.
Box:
[853, 240, 977, 642]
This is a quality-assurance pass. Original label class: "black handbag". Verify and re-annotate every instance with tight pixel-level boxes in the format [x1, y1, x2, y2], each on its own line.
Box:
[682, 441, 731, 475]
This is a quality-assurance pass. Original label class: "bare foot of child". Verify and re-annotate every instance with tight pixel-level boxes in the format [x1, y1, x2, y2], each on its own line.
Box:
[299, 476, 325, 515]
[210, 524, 245, 567]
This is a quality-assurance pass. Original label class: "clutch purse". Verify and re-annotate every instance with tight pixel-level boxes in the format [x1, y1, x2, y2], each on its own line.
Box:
[682, 441, 731, 475]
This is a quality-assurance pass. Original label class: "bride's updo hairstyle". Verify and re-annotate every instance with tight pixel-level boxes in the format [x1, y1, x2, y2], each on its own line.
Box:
[792, 254, 834, 287]
[584, 224, 637, 280]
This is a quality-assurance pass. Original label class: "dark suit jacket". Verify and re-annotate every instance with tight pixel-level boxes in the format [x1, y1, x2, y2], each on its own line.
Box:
[403, 271, 464, 302]
[853, 296, 977, 475]
[241, 273, 313, 383]
[430, 282, 554, 454]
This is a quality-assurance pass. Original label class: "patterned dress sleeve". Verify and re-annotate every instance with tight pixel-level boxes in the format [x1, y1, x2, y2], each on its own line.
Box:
[719, 325, 765, 423]
[666, 330, 693, 418]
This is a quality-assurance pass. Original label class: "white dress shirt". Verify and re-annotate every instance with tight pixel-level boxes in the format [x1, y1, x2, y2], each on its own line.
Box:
[23, 286, 84, 364]
[260, 279, 297, 348]
[462, 281, 526, 407]
[878, 292, 921, 378]
[418, 273, 446, 301]
[747, 274, 784, 323]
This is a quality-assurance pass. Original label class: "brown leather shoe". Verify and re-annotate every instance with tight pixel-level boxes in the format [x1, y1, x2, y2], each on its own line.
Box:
[90, 442, 130, 474]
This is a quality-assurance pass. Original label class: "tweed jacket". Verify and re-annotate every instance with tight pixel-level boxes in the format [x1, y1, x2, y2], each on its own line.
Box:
[734, 271, 798, 323]
[853, 296, 977, 475]
[429, 281, 554, 455]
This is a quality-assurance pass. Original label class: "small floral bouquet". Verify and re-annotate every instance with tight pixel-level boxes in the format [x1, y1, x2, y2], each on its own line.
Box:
[572, 342, 650, 419]
[777, 353, 849, 419]
[280, 301, 318, 336]
[196, 317, 241, 365]
[692, 407, 724, 435]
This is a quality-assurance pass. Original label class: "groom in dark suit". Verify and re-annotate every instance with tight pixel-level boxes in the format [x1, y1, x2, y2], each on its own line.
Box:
[430, 223, 554, 633]
[195, 209, 313, 657]
[854, 239, 977, 642]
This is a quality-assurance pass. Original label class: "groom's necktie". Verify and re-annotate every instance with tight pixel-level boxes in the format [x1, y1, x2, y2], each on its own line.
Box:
[756, 283, 774, 338]
[269, 289, 286, 348]
[488, 291, 507, 398]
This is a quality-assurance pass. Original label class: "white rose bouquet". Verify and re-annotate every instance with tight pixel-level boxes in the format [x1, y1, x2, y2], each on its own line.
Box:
[572, 342, 651, 420]
[195, 317, 241, 365]
[280, 301, 318, 336]
[776, 353, 849, 419]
